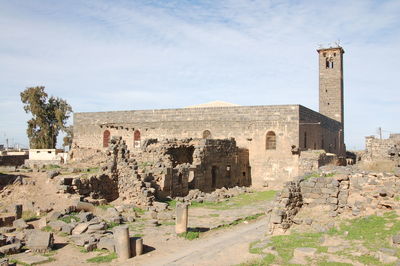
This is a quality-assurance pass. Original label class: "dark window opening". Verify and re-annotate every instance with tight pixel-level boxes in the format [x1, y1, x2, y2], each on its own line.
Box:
[47, 151, 52, 154]
[134, 130, 141, 148]
[211, 166, 217, 188]
[266, 131, 276, 150]
[326, 59, 334, 69]
[242, 172, 246, 177]
[178, 173, 183, 185]
[202, 130, 211, 139]
[304, 132, 307, 149]
[314, 143, 316, 149]
[226, 165, 231, 178]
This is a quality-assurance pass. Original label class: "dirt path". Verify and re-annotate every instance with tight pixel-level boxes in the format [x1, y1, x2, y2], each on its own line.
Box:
[124, 216, 268, 266]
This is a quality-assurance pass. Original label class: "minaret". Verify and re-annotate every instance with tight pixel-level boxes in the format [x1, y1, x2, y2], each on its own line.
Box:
[317, 45, 345, 155]
[317, 46, 344, 124]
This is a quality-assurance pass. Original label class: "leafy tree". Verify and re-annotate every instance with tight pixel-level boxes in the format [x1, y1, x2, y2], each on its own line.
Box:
[20, 86, 72, 149]
[63, 125, 73, 149]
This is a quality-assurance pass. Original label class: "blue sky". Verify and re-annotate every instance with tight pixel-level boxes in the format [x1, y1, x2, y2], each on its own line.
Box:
[0, 0, 399, 150]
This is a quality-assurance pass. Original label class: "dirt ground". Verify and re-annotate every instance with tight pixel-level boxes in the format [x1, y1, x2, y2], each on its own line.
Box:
[0, 170, 275, 266]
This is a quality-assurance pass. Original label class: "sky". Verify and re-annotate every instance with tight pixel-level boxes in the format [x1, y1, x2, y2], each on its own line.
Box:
[0, 0, 399, 150]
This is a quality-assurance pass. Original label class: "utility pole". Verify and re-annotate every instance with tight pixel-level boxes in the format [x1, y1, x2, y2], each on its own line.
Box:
[378, 127, 382, 140]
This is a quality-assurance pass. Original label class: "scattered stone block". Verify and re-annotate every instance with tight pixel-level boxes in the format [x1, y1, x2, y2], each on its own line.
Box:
[0, 243, 22, 255]
[293, 247, 317, 258]
[392, 234, 400, 245]
[37, 217, 47, 229]
[378, 251, 398, 264]
[97, 237, 115, 252]
[10, 253, 50, 265]
[26, 230, 54, 253]
[47, 170, 60, 179]
[48, 220, 67, 231]
[0, 257, 9, 266]
[74, 201, 95, 212]
[72, 222, 90, 235]
[48, 211, 62, 221]
[13, 219, 30, 230]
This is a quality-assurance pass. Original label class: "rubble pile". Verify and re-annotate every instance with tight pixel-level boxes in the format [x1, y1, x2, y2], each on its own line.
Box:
[267, 165, 400, 233]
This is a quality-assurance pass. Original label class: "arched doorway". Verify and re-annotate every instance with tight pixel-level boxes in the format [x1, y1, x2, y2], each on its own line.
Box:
[134, 130, 141, 148]
[103, 130, 110, 148]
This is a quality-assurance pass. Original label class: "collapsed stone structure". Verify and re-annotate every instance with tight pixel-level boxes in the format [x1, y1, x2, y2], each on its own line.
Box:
[61, 137, 250, 207]
[267, 166, 400, 233]
[364, 133, 400, 162]
[72, 46, 346, 188]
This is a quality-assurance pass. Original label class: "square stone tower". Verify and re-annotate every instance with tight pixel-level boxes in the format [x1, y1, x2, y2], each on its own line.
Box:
[317, 46, 344, 124]
[317, 46, 345, 155]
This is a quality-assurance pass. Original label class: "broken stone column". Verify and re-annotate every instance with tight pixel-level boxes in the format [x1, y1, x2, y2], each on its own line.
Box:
[175, 202, 188, 234]
[129, 237, 143, 257]
[114, 226, 131, 260]
[14, 205, 23, 220]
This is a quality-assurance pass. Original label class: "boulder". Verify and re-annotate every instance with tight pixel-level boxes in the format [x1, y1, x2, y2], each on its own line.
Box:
[47, 170, 60, 179]
[0, 243, 22, 255]
[26, 230, 54, 253]
[48, 220, 67, 231]
[72, 222, 90, 235]
[97, 237, 115, 252]
[13, 219, 30, 230]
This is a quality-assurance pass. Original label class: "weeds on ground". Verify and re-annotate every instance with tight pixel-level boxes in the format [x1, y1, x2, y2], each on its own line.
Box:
[22, 210, 41, 222]
[133, 207, 146, 215]
[98, 204, 114, 210]
[165, 191, 276, 210]
[304, 172, 336, 181]
[59, 212, 80, 223]
[86, 252, 117, 263]
[246, 212, 400, 265]
[178, 231, 200, 240]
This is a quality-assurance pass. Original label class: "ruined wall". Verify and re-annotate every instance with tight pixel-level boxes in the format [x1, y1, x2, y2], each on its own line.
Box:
[0, 155, 28, 166]
[364, 134, 400, 161]
[267, 168, 400, 233]
[298, 150, 338, 174]
[74, 105, 301, 187]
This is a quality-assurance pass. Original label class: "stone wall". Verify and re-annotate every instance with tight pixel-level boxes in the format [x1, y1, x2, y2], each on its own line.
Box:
[364, 134, 400, 161]
[267, 166, 400, 233]
[298, 150, 338, 174]
[0, 155, 28, 166]
[299, 105, 344, 156]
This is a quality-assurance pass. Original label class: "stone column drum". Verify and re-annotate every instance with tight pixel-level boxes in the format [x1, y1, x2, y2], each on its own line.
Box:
[175, 203, 188, 234]
[114, 226, 131, 260]
[130, 237, 143, 257]
[14, 205, 23, 220]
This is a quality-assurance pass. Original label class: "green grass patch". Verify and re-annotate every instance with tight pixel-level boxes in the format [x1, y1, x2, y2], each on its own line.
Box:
[86, 252, 117, 263]
[238, 253, 276, 266]
[265, 232, 325, 263]
[86, 167, 99, 173]
[46, 164, 61, 169]
[209, 213, 220, 217]
[192, 191, 276, 210]
[106, 222, 120, 229]
[98, 204, 114, 210]
[178, 231, 200, 240]
[132, 233, 144, 238]
[133, 207, 146, 215]
[217, 213, 265, 230]
[160, 221, 175, 226]
[22, 210, 40, 222]
[328, 212, 400, 251]
[59, 212, 80, 223]
[42, 225, 53, 232]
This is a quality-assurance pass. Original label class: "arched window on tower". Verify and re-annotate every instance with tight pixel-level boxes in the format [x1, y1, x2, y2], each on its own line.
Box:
[134, 130, 141, 148]
[103, 130, 110, 148]
[202, 130, 211, 139]
[266, 131, 276, 150]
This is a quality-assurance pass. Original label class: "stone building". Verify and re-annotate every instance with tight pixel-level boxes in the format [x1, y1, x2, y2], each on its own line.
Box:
[73, 46, 346, 187]
[364, 134, 400, 161]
